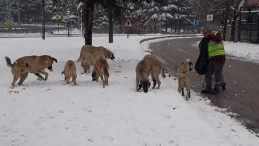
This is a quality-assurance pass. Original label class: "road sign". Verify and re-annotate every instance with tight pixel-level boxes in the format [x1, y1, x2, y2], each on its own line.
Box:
[5, 19, 12, 27]
[193, 19, 199, 26]
[125, 19, 132, 27]
[125, 11, 132, 18]
[4, 12, 11, 19]
[207, 14, 213, 21]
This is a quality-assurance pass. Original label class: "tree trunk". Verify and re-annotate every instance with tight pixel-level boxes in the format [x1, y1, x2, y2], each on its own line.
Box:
[108, 3, 113, 43]
[42, 0, 45, 40]
[223, 0, 230, 41]
[231, 9, 237, 42]
[84, 0, 94, 45]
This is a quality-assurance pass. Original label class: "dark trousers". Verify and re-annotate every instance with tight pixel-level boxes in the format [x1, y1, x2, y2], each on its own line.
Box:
[205, 59, 225, 89]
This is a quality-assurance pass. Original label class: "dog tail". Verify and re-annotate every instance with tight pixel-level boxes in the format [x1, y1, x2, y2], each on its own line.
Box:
[161, 65, 166, 78]
[104, 63, 109, 77]
[76, 46, 84, 62]
[76, 53, 83, 62]
[5, 56, 14, 68]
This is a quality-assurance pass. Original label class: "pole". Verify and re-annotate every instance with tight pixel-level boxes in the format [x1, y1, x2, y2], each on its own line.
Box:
[127, 26, 129, 38]
[223, 0, 230, 41]
[177, 0, 180, 34]
[108, 1, 113, 43]
[17, 0, 21, 26]
[42, 0, 45, 40]
[81, 10, 83, 37]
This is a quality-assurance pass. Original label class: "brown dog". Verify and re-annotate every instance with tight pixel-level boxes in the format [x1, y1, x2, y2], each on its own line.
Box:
[136, 54, 166, 93]
[77, 45, 115, 63]
[61, 60, 77, 85]
[5, 55, 57, 88]
[93, 57, 109, 88]
[178, 60, 193, 100]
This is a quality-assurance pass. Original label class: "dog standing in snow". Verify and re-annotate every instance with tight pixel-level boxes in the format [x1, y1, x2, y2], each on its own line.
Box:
[61, 60, 77, 85]
[178, 59, 193, 100]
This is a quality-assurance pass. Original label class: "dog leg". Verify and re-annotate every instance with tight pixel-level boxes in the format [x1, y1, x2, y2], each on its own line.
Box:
[182, 88, 185, 96]
[34, 73, 45, 81]
[38, 70, 49, 81]
[136, 77, 139, 92]
[99, 75, 105, 88]
[11, 75, 20, 89]
[66, 75, 71, 84]
[72, 74, 77, 85]
[18, 72, 28, 86]
[152, 77, 157, 89]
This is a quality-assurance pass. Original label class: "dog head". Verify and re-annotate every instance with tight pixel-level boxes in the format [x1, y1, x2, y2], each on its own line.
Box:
[81, 59, 90, 73]
[46, 56, 57, 72]
[181, 59, 193, 73]
[102, 47, 115, 60]
[139, 79, 151, 93]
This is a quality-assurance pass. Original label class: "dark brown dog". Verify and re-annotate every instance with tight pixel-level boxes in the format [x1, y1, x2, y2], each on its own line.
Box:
[93, 57, 109, 88]
[61, 60, 77, 85]
[5, 55, 57, 88]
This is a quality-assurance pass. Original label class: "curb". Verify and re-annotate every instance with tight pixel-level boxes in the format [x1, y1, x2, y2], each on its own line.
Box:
[139, 34, 202, 44]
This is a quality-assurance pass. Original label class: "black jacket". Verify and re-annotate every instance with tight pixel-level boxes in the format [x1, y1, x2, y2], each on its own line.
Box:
[195, 37, 209, 75]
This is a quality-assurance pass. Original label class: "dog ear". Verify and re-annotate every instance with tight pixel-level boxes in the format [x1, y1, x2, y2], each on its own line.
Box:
[52, 58, 57, 63]
[189, 62, 193, 66]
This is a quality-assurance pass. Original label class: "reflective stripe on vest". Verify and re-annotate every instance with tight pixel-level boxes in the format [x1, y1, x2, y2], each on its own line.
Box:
[208, 41, 225, 58]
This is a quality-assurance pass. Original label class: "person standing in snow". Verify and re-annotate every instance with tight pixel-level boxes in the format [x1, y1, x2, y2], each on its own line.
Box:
[199, 27, 226, 95]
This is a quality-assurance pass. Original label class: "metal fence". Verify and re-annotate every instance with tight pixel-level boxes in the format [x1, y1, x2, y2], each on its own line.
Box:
[239, 6, 259, 44]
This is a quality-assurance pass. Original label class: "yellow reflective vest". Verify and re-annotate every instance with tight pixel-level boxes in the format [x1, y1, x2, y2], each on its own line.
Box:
[208, 32, 225, 58]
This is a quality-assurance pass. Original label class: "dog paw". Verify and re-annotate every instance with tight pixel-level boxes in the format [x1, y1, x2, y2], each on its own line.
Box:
[37, 78, 44, 81]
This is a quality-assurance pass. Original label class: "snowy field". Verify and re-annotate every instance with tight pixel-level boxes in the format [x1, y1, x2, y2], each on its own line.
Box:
[0, 36, 258, 146]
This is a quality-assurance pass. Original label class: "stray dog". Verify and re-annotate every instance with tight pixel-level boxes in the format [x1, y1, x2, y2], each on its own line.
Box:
[178, 59, 193, 100]
[77, 45, 115, 63]
[5, 55, 57, 88]
[135, 54, 166, 93]
[61, 60, 77, 85]
[93, 57, 109, 88]
[81, 54, 96, 73]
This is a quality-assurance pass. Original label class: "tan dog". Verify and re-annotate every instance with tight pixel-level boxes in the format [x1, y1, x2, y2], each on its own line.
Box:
[178, 60, 193, 100]
[136, 54, 166, 93]
[77, 45, 115, 63]
[93, 57, 109, 88]
[5, 55, 57, 88]
[61, 60, 77, 85]
[81, 54, 96, 73]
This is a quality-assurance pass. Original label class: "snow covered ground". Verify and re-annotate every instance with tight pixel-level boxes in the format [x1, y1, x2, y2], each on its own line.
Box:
[0, 36, 258, 146]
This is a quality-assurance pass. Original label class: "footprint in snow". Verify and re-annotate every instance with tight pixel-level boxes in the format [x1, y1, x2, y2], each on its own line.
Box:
[102, 136, 114, 141]
[87, 138, 94, 142]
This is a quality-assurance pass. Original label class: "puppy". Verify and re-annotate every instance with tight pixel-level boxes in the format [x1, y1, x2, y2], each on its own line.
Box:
[143, 54, 166, 90]
[61, 60, 77, 85]
[93, 57, 109, 88]
[5, 55, 57, 88]
[178, 60, 193, 100]
[135, 54, 166, 93]
[135, 59, 151, 93]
